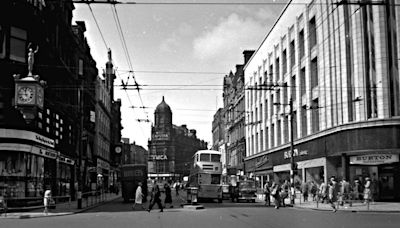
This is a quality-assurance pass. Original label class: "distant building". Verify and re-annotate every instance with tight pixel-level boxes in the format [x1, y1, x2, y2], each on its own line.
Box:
[148, 97, 207, 182]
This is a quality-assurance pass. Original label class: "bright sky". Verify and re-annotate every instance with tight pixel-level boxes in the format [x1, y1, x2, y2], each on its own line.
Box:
[72, 0, 287, 149]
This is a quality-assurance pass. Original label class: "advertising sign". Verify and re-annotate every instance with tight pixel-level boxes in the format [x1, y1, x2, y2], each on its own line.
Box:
[350, 154, 399, 165]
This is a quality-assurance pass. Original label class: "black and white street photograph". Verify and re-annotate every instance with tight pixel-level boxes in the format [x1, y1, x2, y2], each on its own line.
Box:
[1, 0, 400, 227]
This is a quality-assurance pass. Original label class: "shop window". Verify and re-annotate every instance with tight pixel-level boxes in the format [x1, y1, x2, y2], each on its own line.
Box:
[0, 25, 5, 58]
[10, 26, 27, 62]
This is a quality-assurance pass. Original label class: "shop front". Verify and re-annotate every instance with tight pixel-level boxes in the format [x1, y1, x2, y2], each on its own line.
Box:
[0, 129, 59, 206]
[96, 158, 110, 192]
[347, 153, 400, 201]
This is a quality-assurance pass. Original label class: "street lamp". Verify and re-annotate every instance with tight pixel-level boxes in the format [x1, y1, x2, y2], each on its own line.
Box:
[274, 97, 295, 204]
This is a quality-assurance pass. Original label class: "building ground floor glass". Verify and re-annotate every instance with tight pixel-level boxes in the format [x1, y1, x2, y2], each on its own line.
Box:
[245, 120, 400, 201]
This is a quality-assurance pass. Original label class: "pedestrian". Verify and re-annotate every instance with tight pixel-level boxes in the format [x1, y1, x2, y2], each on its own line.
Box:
[147, 184, 163, 212]
[319, 181, 328, 203]
[175, 181, 180, 196]
[310, 181, 318, 201]
[43, 189, 52, 215]
[263, 181, 271, 206]
[280, 180, 289, 207]
[352, 179, 361, 200]
[364, 177, 372, 204]
[339, 178, 351, 206]
[164, 183, 173, 208]
[328, 178, 338, 212]
[271, 182, 281, 209]
[301, 181, 309, 202]
[132, 182, 146, 210]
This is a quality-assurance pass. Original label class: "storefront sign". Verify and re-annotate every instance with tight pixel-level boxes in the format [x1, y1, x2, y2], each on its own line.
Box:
[58, 154, 75, 165]
[0, 129, 54, 148]
[255, 155, 269, 168]
[284, 149, 308, 159]
[350, 154, 399, 165]
[97, 158, 110, 170]
[149, 154, 168, 160]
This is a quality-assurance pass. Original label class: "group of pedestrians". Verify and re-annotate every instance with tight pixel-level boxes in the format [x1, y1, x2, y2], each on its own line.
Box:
[132, 181, 175, 213]
[263, 176, 377, 212]
[263, 180, 290, 209]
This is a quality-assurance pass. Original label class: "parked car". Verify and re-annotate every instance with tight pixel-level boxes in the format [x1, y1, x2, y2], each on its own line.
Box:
[230, 180, 257, 203]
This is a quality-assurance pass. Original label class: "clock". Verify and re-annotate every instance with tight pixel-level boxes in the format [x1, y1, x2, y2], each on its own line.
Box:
[115, 146, 122, 154]
[17, 87, 34, 103]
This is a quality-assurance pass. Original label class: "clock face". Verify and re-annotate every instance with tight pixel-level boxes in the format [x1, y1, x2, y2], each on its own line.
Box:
[18, 87, 34, 103]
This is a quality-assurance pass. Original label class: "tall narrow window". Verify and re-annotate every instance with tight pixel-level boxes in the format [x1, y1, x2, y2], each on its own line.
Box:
[290, 40, 296, 68]
[271, 124, 275, 147]
[277, 120, 282, 145]
[312, 99, 320, 133]
[301, 106, 308, 137]
[301, 68, 306, 97]
[265, 127, 269, 149]
[265, 99, 269, 120]
[0, 25, 5, 58]
[311, 57, 318, 89]
[282, 49, 287, 75]
[292, 75, 297, 101]
[260, 129, 264, 151]
[292, 111, 298, 140]
[299, 29, 305, 58]
[309, 17, 317, 48]
[10, 27, 27, 62]
[275, 58, 280, 82]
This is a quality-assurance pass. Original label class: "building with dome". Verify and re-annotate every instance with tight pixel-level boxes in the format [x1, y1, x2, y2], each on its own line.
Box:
[148, 97, 208, 182]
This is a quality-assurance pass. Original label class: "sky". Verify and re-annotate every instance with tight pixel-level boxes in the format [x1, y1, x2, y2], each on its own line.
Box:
[72, 0, 288, 149]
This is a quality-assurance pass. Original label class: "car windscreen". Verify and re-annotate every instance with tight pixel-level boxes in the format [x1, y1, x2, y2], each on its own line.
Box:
[239, 181, 255, 189]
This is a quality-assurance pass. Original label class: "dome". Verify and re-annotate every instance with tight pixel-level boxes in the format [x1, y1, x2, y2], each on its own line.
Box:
[155, 96, 171, 113]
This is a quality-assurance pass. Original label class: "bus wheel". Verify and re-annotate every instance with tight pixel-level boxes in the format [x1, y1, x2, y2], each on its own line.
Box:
[218, 198, 222, 203]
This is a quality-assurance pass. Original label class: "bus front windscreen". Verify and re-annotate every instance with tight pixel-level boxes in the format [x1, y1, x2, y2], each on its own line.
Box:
[211, 154, 221, 162]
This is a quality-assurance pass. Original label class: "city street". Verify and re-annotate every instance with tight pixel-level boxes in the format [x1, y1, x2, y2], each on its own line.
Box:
[2, 195, 400, 228]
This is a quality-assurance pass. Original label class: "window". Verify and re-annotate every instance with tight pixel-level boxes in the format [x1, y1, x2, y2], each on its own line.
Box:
[10, 27, 27, 62]
[291, 75, 297, 101]
[200, 154, 209, 162]
[0, 25, 5, 58]
[299, 29, 305, 58]
[290, 40, 295, 68]
[282, 49, 287, 75]
[311, 57, 318, 89]
[301, 106, 308, 137]
[312, 99, 320, 133]
[301, 68, 306, 97]
[211, 154, 220, 162]
[309, 17, 317, 48]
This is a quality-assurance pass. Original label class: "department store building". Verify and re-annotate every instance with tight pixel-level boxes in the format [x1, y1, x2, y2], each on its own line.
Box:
[244, 0, 400, 200]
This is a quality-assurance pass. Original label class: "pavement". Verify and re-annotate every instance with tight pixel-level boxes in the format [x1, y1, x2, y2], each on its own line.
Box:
[0, 192, 122, 219]
[255, 193, 400, 213]
[2, 191, 400, 219]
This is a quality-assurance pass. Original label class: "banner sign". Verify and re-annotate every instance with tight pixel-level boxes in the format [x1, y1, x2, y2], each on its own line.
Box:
[350, 154, 399, 165]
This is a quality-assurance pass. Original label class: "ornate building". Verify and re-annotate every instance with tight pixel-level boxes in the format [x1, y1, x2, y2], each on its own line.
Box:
[148, 97, 207, 182]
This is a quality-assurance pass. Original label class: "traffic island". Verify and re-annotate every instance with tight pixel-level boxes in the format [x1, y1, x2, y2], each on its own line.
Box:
[180, 203, 204, 210]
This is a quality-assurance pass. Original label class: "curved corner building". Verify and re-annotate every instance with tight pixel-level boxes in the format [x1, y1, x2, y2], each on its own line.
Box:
[244, 0, 400, 201]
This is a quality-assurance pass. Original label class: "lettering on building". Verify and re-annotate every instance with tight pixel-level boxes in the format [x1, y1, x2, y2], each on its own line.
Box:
[284, 149, 308, 159]
[149, 154, 168, 160]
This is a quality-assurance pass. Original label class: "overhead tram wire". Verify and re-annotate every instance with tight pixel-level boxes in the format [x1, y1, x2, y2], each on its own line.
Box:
[88, 4, 109, 50]
[72, 0, 400, 7]
[110, 4, 150, 121]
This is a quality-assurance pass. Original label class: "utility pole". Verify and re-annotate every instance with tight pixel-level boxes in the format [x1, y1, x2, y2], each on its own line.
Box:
[289, 98, 295, 205]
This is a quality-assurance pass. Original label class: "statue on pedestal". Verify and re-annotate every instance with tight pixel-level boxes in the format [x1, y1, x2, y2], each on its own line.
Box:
[27, 43, 39, 77]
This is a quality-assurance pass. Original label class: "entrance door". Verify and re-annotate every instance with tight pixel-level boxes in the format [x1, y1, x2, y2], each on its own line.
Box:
[378, 166, 395, 200]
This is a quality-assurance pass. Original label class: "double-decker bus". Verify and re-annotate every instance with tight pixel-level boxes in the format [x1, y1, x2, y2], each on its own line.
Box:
[121, 164, 148, 203]
[189, 150, 223, 203]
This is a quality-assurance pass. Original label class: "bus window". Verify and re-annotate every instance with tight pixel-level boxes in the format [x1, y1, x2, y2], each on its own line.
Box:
[200, 153, 210, 162]
[211, 154, 220, 162]
[211, 174, 221, 184]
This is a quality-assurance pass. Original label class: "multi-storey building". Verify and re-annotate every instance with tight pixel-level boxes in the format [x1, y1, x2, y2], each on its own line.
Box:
[223, 51, 254, 178]
[94, 49, 116, 191]
[148, 97, 207, 182]
[245, 0, 400, 200]
[0, 0, 100, 204]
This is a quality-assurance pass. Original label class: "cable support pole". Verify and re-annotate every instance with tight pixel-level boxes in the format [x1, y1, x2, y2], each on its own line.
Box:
[289, 97, 295, 205]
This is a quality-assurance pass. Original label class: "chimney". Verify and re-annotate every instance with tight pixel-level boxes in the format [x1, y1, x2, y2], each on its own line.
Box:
[243, 50, 255, 64]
